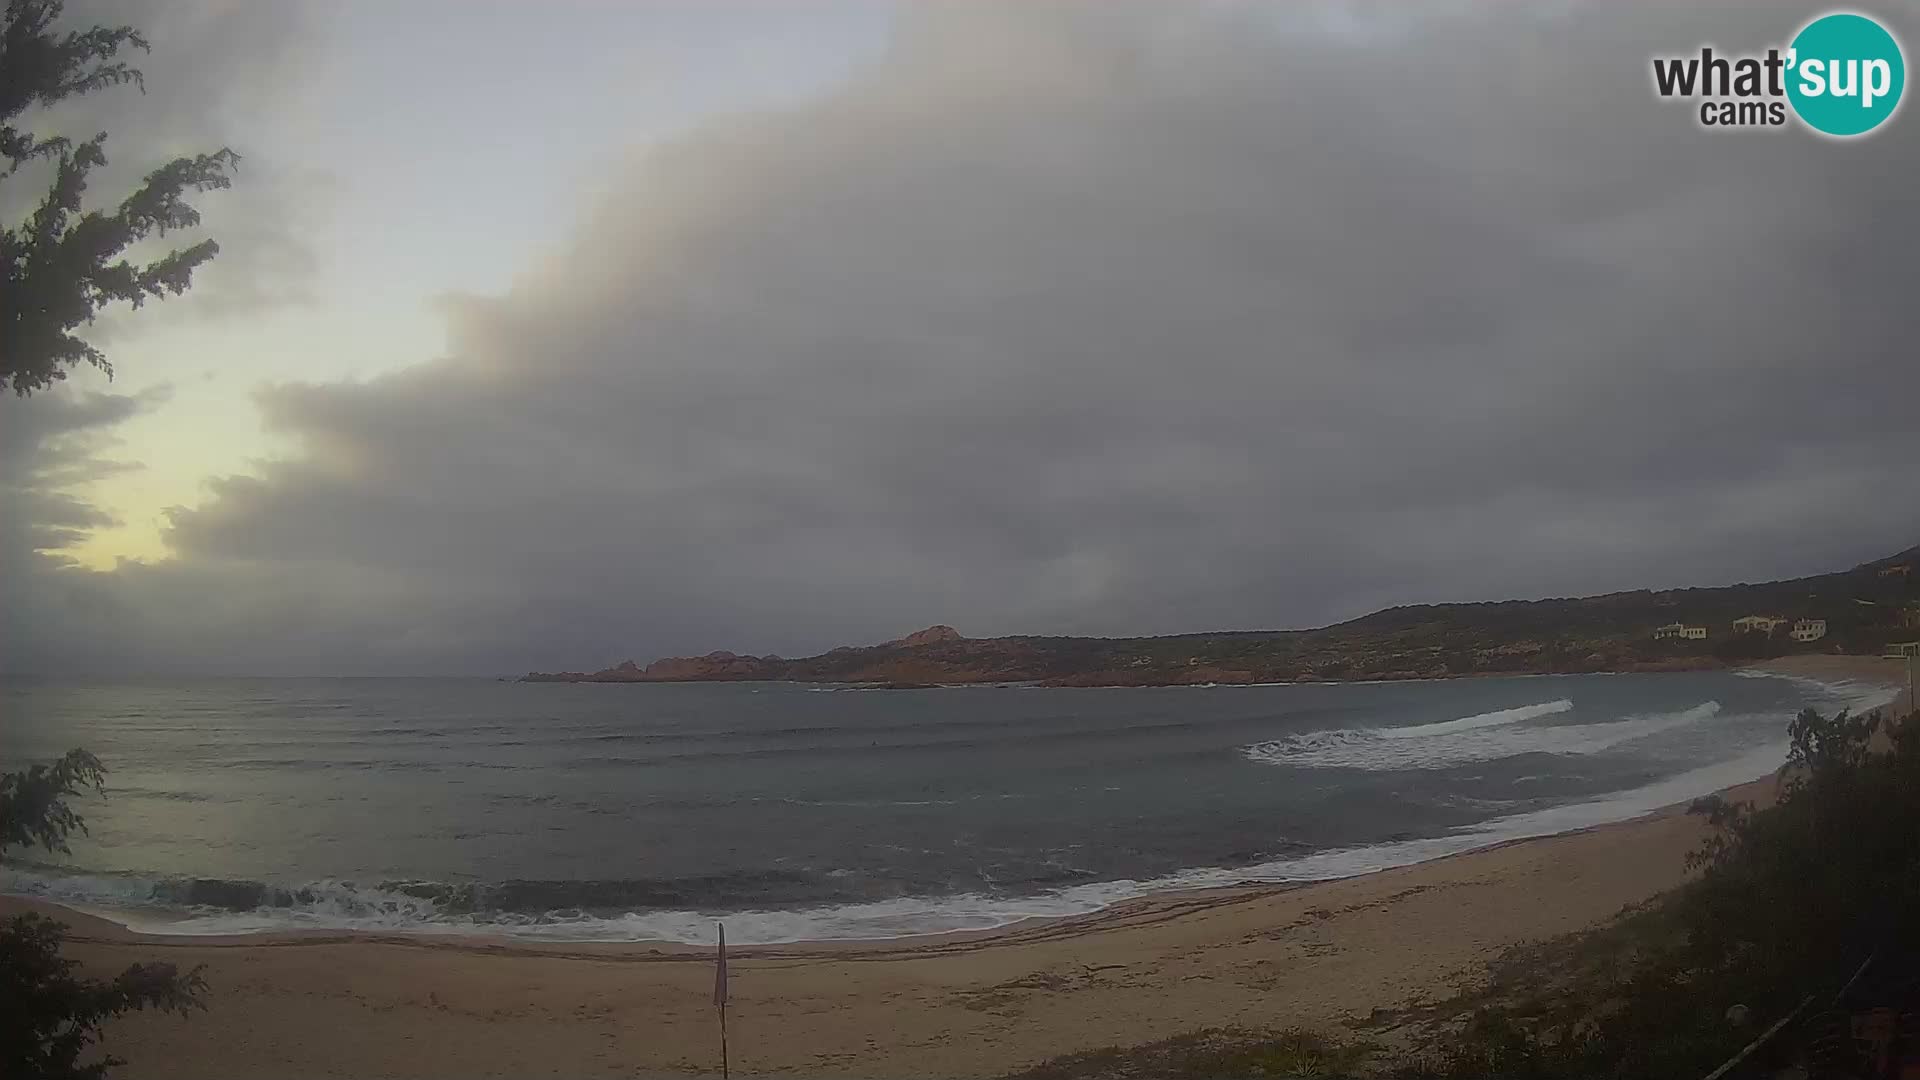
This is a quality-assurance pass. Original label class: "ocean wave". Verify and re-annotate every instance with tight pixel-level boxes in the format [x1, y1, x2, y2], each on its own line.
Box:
[106, 787, 228, 804]
[0, 865, 923, 927]
[1810, 678, 1901, 713]
[1241, 700, 1721, 771]
[1378, 698, 1572, 739]
[9, 674, 1890, 948]
[5, 731, 1792, 946]
[1734, 669, 1901, 711]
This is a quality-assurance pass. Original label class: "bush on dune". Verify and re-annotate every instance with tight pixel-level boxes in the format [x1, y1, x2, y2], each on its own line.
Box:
[1004, 1028, 1375, 1080]
[1005, 706, 1920, 1080]
[1682, 707, 1918, 1009]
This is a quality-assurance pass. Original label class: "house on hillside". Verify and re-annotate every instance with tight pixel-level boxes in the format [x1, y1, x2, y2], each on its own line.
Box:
[1790, 618, 1828, 642]
[1887, 641, 1920, 659]
[1653, 622, 1708, 641]
[1879, 564, 1911, 579]
[1732, 615, 1787, 636]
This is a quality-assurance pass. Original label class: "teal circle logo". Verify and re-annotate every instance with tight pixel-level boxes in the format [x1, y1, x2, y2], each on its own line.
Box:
[1787, 12, 1905, 136]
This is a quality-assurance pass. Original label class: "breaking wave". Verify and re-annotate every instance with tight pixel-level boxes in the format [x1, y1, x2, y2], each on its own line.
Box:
[0, 731, 1791, 946]
[1242, 700, 1720, 771]
[4, 671, 1896, 947]
[1378, 698, 1573, 738]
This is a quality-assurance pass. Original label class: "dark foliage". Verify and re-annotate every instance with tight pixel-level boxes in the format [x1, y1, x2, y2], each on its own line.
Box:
[1679, 707, 1919, 1017]
[0, 913, 206, 1080]
[0, 748, 103, 854]
[1402, 705, 1920, 1079]
[0, 749, 207, 1080]
[1003, 1028, 1373, 1080]
[1, 0, 238, 395]
[1000, 706, 1920, 1080]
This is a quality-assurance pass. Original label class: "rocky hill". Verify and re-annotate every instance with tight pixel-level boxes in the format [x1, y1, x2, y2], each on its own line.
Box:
[524, 545, 1919, 686]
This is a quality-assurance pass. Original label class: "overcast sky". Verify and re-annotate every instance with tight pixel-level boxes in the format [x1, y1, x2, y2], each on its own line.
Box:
[4, 1, 1917, 676]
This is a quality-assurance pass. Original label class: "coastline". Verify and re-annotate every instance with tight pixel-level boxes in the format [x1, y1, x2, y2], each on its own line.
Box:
[11, 654, 1910, 1079]
[0, 787, 1776, 1080]
[529, 649, 1902, 692]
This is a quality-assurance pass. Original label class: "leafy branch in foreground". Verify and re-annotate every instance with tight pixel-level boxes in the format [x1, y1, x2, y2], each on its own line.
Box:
[0, 912, 207, 1080]
[1, 0, 240, 395]
[0, 747, 208, 1080]
[0, 748, 103, 853]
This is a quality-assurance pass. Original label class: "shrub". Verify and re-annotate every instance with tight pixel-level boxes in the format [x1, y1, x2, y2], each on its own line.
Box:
[0, 749, 208, 1079]
[1004, 707, 1920, 1080]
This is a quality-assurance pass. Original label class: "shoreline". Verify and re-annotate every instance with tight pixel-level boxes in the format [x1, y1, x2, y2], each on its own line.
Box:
[0, 805, 1753, 961]
[8, 655, 1910, 1078]
[12, 654, 1908, 954]
[0, 776, 1792, 1080]
[523, 656, 1737, 688]
[524, 644, 1910, 690]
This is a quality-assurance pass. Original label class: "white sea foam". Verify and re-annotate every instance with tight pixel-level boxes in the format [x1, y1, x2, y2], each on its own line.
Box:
[1735, 669, 1901, 713]
[56, 730, 1793, 946]
[1378, 698, 1572, 738]
[0, 870, 460, 933]
[18, 673, 1900, 947]
[1811, 678, 1901, 713]
[0, 869, 165, 910]
[1242, 699, 1720, 772]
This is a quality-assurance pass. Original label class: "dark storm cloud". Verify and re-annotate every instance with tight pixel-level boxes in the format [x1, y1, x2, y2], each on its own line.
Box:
[9, 1, 1919, 674]
[0, 389, 164, 557]
[0, 388, 164, 675]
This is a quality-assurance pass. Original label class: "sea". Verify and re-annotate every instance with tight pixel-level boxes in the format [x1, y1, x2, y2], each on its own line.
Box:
[0, 669, 1899, 945]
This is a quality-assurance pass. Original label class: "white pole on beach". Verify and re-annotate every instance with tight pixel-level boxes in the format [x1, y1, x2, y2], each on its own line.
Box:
[713, 922, 730, 1080]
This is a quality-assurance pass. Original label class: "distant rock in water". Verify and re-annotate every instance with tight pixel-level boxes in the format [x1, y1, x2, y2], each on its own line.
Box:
[893, 625, 964, 648]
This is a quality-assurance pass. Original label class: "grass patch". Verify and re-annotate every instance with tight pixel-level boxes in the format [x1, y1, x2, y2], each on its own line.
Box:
[1005, 1028, 1375, 1080]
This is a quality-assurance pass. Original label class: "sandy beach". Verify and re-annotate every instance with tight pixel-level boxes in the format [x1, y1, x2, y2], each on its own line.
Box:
[12, 655, 1911, 1080]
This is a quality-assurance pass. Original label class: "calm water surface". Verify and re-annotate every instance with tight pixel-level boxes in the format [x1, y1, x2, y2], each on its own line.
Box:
[0, 670, 1893, 942]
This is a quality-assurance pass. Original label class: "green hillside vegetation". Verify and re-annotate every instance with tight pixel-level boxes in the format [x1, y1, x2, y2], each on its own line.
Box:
[529, 545, 1920, 685]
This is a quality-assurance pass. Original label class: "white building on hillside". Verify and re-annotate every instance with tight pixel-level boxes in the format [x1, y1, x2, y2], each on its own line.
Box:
[1732, 615, 1786, 635]
[1790, 618, 1828, 642]
[1653, 622, 1708, 641]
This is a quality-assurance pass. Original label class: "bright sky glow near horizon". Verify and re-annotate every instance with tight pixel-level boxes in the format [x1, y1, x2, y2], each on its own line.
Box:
[6, 1, 1918, 675]
[44, 0, 898, 569]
